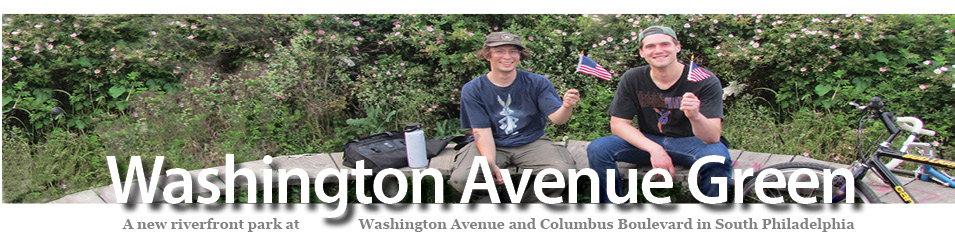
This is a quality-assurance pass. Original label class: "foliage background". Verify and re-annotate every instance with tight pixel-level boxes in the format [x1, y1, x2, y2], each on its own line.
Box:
[3, 14, 954, 203]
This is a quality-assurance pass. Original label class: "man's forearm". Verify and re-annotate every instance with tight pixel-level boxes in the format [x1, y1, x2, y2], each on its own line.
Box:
[472, 128, 498, 167]
[688, 116, 722, 144]
[548, 105, 574, 125]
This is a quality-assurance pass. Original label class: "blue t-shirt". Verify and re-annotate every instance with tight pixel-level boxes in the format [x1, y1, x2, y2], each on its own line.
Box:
[460, 70, 563, 147]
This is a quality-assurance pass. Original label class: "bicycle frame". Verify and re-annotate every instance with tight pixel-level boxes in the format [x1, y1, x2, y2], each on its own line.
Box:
[842, 97, 955, 204]
[918, 166, 955, 187]
[889, 117, 955, 188]
[853, 145, 955, 204]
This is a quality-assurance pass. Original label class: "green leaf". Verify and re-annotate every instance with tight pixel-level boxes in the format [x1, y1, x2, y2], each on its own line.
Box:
[873, 52, 889, 64]
[2, 96, 12, 107]
[814, 84, 833, 96]
[115, 101, 130, 111]
[75, 57, 93, 68]
[163, 83, 178, 93]
[852, 77, 870, 94]
[74, 119, 87, 129]
[32, 88, 52, 104]
[109, 86, 127, 98]
[146, 79, 159, 90]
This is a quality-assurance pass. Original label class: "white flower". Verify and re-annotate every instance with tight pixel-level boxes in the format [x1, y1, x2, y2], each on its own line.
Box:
[924, 60, 932, 65]
[935, 69, 943, 74]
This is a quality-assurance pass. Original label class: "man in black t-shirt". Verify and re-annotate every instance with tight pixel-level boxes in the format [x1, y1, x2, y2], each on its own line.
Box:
[586, 26, 733, 203]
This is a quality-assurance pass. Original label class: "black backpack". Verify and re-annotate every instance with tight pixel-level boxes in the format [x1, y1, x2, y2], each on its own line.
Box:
[342, 131, 468, 173]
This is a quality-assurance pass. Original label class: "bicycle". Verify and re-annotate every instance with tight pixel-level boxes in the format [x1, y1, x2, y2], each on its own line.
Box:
[885, 117, 955, 188]
[738, 97, 955, 204]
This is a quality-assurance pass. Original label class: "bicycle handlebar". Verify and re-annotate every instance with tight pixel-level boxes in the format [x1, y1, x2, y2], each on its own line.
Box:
[896, 117, 937, 136]
[851, 96, 902, 144]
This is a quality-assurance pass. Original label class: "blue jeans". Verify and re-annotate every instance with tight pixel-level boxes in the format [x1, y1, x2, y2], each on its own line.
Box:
[586, 134, 733, 203]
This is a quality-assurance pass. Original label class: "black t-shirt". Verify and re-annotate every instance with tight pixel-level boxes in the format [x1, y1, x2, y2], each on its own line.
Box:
[607, 64, 723, 138]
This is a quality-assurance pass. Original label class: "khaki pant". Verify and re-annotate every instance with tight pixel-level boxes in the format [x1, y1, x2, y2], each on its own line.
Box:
[448, 136, 576, 203]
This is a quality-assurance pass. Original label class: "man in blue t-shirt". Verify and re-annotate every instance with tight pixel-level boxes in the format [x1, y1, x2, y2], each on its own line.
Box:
[587, 25, 733, 203]
[449, 32, 580, 203]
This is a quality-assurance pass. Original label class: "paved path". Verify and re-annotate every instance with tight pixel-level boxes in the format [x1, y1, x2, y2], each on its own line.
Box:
[50, 140, 955, 203]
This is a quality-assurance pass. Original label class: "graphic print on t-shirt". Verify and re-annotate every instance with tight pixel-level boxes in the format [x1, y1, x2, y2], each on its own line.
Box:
[497, 94, 519, 135]
[653, 108, 669, 132]
[638, 91, 682, 133]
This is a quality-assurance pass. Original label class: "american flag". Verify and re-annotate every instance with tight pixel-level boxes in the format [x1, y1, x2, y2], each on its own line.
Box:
[687, 60, 712, 82]
[576, 54, 612, 81]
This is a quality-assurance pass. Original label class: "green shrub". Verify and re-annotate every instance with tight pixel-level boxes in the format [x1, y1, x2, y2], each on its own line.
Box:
[4, 14, 954, 203]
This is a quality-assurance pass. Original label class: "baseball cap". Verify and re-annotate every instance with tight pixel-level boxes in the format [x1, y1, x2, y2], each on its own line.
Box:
[638, 26, 678, 44]
[484, 32, 524, 48]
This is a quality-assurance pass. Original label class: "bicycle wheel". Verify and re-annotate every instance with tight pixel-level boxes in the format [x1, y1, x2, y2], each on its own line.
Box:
[739, 162, 882, 203]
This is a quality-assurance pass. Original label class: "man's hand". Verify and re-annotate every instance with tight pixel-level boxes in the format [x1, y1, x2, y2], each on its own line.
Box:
[562, 88, 580, 108]
[650, 150, 675, 178]
[680, 92, 702, 119]
[489, 163, 504, 185]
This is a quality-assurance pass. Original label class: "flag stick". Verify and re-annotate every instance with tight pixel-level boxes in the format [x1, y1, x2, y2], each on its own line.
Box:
[575, 50, 584, 73]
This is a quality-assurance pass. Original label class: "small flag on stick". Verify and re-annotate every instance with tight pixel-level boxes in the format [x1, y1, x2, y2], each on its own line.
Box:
[576, 53, 613, 81]
[687, 58, 712, 82]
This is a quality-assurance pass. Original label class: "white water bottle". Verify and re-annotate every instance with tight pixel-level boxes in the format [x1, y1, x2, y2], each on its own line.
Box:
[404, 123, 428, 168]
